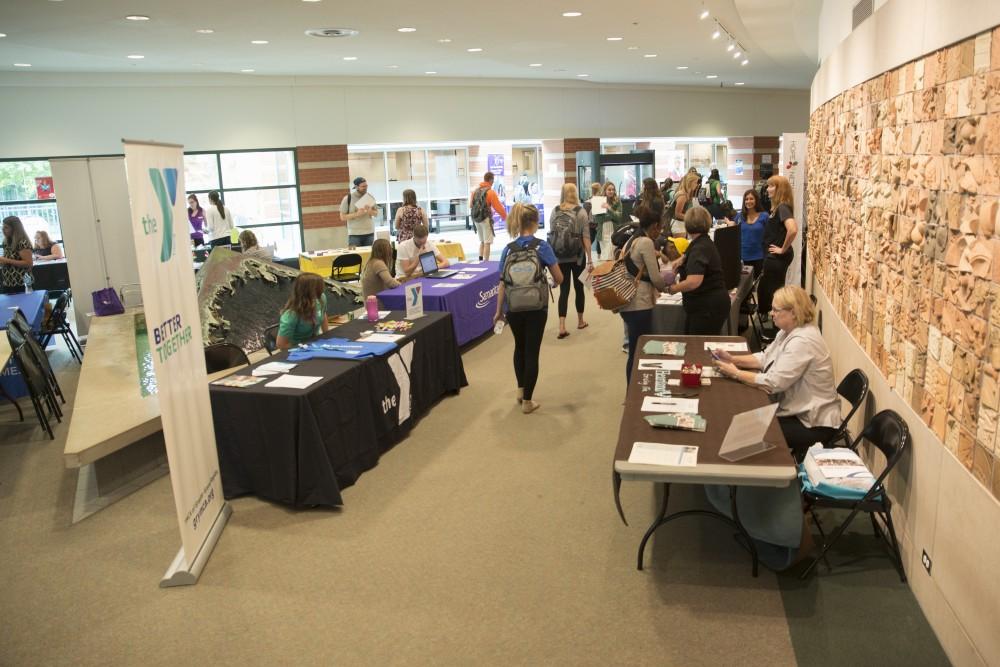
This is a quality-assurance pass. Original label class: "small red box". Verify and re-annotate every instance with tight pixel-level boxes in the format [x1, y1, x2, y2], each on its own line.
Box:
[681, 363, 703, 388]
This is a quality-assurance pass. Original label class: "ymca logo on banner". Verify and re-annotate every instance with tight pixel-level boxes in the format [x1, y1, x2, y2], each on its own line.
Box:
[146, 168, 178, 262]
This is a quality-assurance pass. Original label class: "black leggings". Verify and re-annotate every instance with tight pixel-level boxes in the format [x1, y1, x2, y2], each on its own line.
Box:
[779, 415, 838, 462]
[507, 309, 547, 400]
[684, 290, 730, 335]
[758, 253, 793, 316]
[558, 261, 586, 318]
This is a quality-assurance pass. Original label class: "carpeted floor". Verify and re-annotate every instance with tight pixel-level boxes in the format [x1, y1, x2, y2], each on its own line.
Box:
[0, 307, 947, 666]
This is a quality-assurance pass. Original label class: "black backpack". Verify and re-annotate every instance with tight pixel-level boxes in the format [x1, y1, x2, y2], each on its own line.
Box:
[502, 239, 548, 311]
[547, 205, 583, 261]
[471, 187, 491, 222]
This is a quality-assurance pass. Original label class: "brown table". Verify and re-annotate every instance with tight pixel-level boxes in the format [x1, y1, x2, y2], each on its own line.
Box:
[614, 334, 796, 575]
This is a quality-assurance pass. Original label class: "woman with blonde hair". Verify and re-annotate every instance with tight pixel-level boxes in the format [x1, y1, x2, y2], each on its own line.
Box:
[33, 230, 63, 261]
[757, 174, 798, 329]
[714, 285, 840, 459]
[549, 183, 592, 338]
[275, 273, 329, 351]
[361, 238, 400, 301]
[669, 172, 701, 237]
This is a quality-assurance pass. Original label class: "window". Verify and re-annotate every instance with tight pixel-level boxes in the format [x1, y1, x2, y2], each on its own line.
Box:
[183, 149, 302, 257]
[0, 160, 62, 243]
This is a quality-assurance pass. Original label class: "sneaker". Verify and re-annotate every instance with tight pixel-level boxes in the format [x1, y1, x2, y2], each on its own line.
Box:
[621, 344, 628, 353]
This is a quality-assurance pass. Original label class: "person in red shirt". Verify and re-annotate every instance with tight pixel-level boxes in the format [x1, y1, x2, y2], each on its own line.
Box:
[469, 172, 507, 261]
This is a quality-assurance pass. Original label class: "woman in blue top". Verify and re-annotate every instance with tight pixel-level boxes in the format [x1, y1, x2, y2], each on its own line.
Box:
[735, 189, 768, 278]
[494, 203, 563, 414]
[276, 273, 329, 351]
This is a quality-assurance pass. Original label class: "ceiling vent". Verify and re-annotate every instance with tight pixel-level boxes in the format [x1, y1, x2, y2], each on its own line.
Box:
[852, 0, 873, 30]
[305, 28, 359, 38]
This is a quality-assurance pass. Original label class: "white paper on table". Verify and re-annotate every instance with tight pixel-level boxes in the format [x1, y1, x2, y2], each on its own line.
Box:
[359, 333, 405, 343]
[637, 359, 684, 371]
[705, 341, 749, 352]
[457, 267, 489, 272]
[640, 395, 700, 414]
[589, 195, 607, 215]
[628, 441, 698, 467]
[257, 361, 296, 373]
[452, 273, 477, 280]
[265, 374, 324, 390]
[378, 310, 392, 319]
[251, 369, 278, 377]
[429, 282, 462, 288]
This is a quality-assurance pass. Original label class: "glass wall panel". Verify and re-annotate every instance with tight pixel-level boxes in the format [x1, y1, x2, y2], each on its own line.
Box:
[427, 149, 467, 199]
[183, 154, 220, 191]
[240, 223, 303, 258]
[386, 150, 427, 202]
[223, 187, 299, 226]
[347, 152, 387, 202]
[0, 202, 61, 241]
[220, 150, 295, 188]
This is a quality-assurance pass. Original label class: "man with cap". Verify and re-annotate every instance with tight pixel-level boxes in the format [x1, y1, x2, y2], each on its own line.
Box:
[340, 177, 378, 247]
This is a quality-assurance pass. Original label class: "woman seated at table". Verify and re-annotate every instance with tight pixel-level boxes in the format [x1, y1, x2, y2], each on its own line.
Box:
[238, 230, 273, 260]
[664, 207, 729, 335]
[276, 273, 329, 351]
[361, 238, 400, 301]
[1, 216, 34, 294]
[33, 231, 64, 261]
[713, 285, 841, 460]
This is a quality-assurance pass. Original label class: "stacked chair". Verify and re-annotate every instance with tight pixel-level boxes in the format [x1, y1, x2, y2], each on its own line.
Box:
[5, 311, 66, 440]
[37, 291, 84, 363]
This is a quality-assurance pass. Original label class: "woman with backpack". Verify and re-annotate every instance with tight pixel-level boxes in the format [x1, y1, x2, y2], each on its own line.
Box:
[619, 205, 669, 382]
[494, 203, 564, 414]
[393, 189, 428, 243]
[550, 183, 592, 339]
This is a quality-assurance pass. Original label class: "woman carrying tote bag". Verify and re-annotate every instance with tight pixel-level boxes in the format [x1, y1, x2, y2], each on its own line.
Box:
[617, 205, 668, 382]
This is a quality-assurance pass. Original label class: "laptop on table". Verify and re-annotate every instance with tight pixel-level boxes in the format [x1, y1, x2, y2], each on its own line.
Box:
[419, 251, 457, 279]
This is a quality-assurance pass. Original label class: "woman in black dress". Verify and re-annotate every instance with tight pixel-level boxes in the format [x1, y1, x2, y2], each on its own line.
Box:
[757, 175, 799, 329]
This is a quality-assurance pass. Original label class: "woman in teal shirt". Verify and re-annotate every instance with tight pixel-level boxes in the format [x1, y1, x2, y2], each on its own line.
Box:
[277, 273, 329, 350]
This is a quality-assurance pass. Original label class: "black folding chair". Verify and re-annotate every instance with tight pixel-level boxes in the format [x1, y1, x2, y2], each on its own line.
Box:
[38, 293, 84, 363]
[262, 324, 279, 356]
[8, 316, 66, 407]
[824, 369, 869, 449]
[743, 272, 767, 349]
[801, 409, 909, 582]
[8, 336, 61, 439]
[330, 253, 363, 282]
[204, 343, 251, 374]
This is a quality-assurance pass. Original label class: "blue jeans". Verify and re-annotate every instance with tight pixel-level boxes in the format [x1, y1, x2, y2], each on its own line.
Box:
[620, 309, 653, 383]
[348, 233, 375, 247]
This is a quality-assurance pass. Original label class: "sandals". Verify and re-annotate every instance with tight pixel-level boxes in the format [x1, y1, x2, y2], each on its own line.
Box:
[577, 322, 589, 330]
[557, 332, 570, 339]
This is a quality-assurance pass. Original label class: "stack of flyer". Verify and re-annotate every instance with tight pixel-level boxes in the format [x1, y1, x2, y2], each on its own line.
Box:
[802, 445, 875, 497]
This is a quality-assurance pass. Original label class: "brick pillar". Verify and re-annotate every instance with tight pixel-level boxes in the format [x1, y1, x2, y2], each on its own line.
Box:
[726, 136, 780, 198]
[297, 144, 349, 250]
[563, 137, 601, 185]
[540, 138, 599, 226]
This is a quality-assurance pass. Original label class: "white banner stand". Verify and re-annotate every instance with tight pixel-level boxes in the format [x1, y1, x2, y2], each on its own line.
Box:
[161, 503, 232, 587]
[780, 132, 807, 288]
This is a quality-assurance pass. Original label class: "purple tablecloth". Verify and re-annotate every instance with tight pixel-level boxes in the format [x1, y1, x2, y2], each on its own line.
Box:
[1, 291, 47, 399]
[377, 262, 500, 346]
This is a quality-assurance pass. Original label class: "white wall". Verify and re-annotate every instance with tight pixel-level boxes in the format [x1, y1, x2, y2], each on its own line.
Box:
[813, 0, 1000, 110]
[0, 74, 810, 159]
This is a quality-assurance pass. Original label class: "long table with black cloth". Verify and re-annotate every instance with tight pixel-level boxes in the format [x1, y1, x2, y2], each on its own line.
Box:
[209, 311, 467, 507]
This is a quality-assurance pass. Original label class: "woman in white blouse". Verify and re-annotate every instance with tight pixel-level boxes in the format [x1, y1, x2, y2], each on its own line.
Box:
[205, 191, 235, 248]
[713, 284, 841, 460]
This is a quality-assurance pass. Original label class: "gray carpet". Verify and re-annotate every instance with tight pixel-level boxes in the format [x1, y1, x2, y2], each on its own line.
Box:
[0, 307, 944, 666]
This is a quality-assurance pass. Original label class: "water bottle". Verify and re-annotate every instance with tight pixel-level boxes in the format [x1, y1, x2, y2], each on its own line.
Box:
[365, 295, 379, 322]
[23, 273, 33, 294]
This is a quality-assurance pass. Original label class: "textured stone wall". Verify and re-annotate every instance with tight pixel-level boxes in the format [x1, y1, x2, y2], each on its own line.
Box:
[807, 26, 1000, 500]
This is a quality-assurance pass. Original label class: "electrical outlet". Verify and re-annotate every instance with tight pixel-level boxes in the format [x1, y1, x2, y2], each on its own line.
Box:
[921, 549, 932, 575]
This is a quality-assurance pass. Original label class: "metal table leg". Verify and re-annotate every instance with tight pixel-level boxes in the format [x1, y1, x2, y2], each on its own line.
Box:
[730, 485, 759, 577]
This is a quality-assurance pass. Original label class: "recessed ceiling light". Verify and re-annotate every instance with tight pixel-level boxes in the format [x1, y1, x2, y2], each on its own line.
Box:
[196, 29, 214, 34]
[467, 47, 482, 53]
[741, 59, 749, 66]
[529, 63, 542, 67]
[386, 64, 399, 69]
[397, 27, 416, 32]
[711, 30, 720, 39]
[727, 44, 734, 52]
[643, 54, 657, 58]
[13, 63, 31, 67]
[302, 0, 322, 2]
[676, 65, 688, 70]
[437, 38, 451, 43]
[700, 10, 709, 19]
[425, 71, 437, 74]
[251, 40, 269, 45]
[706, 74, 718, 79]
[0, 33, 6, 38]
[626, 46, 638, 51]
[562, 11, 582, 17]
[576, 73, 589, 77]
[733, 51, 741, 59]
[606, 37, 622, 41]
[125, 15, 150, 21]
[343, 56, 357, 61]
[240, 68, 255, 73]
[734, 82, 745, 86]
[553, 68, 567, 72]
[127, 54, 144, 59]
[305, 28, 359, 38]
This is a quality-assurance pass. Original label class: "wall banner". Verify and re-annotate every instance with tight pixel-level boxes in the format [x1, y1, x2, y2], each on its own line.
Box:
[122, 139, 231, 587]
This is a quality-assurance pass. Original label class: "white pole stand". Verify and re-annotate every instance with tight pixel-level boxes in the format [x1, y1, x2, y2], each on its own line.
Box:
[160, 502, 233, 588]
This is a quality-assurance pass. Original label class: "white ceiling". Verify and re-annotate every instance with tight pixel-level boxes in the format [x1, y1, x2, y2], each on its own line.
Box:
[0, 0, 820, 88]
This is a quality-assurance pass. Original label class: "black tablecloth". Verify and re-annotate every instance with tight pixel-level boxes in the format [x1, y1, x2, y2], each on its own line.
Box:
[210, 311, 467, 507]
[32, 260, 70, 291]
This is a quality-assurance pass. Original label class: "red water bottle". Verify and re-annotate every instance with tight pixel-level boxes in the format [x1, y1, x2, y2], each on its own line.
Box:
[366, 295, 379, 322]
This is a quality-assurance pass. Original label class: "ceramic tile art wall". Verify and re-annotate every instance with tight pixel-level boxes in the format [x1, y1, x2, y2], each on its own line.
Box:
[807, 26, 1000, 501]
